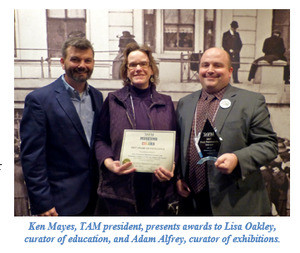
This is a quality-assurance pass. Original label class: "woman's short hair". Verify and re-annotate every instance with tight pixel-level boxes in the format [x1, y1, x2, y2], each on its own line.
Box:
[120, 42, 159, 86]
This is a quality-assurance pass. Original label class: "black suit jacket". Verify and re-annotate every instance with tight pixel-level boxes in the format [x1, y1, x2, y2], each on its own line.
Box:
[222, 30, 243, 67]
[20, 77, 103, 215]
[263, 35, 286, 59]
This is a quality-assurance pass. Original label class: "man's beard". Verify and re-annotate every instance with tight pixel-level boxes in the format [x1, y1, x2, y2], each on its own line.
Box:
[65, 67, 93, 83]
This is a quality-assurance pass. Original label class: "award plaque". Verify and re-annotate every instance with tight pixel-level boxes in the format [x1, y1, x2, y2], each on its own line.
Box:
[197, 119, 221, 164]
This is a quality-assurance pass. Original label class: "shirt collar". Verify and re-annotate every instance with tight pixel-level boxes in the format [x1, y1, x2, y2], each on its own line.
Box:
[61, 75, 89, 99]
[202, 85, 227, 101]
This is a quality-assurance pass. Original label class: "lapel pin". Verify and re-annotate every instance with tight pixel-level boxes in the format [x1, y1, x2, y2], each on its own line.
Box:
[220, 99, 231, 109]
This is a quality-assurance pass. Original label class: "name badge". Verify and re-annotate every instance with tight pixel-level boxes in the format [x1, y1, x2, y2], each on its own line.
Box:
[220, 99, 231, 109]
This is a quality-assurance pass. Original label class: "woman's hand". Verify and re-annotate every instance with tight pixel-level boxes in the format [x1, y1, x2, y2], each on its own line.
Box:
[154, 164, 175, 182]
[104, 158, 136, 175]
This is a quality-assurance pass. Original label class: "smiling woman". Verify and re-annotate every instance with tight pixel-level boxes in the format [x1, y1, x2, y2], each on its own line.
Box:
[94, 42, 179, 216]
[120, 43, 159, 88]
[126, 50, 153, 89]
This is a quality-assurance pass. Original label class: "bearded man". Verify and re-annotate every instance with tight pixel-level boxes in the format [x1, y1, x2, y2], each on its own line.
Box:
[20, 37, 103, 216]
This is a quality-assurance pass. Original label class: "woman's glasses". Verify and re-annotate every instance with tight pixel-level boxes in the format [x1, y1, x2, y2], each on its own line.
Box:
[127, 61, 150, 70]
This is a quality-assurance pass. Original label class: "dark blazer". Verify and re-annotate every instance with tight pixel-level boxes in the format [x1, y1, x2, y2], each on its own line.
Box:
[176, 84, 278, 215]
[20, 76, 103, 215]
[263, 35, 286, 59]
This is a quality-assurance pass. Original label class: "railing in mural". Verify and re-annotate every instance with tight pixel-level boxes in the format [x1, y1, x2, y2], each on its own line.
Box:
[14, 48, 224, 82]
[14, 48, 119, 79]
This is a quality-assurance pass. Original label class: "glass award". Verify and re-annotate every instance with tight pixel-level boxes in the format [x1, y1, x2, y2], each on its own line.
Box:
[197, 119, 221, 164]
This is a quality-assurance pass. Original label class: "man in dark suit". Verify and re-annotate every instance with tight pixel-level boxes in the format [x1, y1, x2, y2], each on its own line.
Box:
[176, 47, 278, 215]
[222, 21, 243, 83]
[20, 37, 103, 216]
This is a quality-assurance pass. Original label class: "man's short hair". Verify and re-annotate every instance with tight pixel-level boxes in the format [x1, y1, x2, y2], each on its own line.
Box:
[61, 37, 94, 59]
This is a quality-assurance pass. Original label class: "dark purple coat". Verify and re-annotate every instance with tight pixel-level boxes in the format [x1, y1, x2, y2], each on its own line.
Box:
[95, 84, 178, 206]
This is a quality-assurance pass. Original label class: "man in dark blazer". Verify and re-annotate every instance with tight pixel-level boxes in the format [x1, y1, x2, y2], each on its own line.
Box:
[222, 21, 243, 83]
[176, 47, 278, 215]
[20, 37, 103, 216]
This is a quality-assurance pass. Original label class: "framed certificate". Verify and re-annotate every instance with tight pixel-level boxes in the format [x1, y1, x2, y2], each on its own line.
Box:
[120, 129, 176, 173]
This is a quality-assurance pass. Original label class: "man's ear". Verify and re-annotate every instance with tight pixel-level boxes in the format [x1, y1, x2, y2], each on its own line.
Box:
[60, 58, 65, 70]
[229, 66, 233, 76]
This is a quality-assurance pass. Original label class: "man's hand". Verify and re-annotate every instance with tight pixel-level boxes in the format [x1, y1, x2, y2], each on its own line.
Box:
[215, 153, 238, 174]
[104, 158, 136, 175]
[39, 207, 58, 216]
[176, 179, 191, 198]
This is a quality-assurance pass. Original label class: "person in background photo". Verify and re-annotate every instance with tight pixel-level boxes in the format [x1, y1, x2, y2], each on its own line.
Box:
[222, 21, 243, 84]
[95, 42, 178, 215]
[176, 47, 278, 216]
[248, 29, 290, 84]
[20, 37, 103, 216]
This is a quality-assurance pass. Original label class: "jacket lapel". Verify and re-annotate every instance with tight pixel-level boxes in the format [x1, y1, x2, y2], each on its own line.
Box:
[89, 88, 100, 148]
[54, 79, 89, 146]
[215, 84, 237, 135]
[182, 90, 201, 157]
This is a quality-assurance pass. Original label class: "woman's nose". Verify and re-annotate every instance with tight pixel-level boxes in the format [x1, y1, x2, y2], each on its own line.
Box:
[135, 64, 142, 71]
